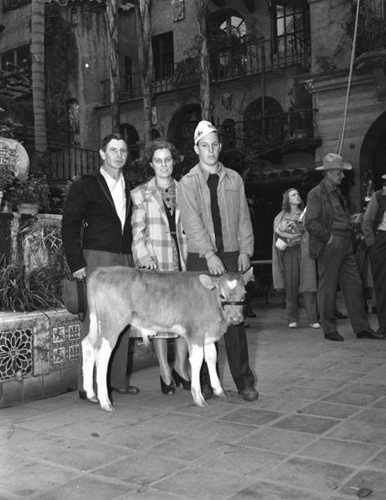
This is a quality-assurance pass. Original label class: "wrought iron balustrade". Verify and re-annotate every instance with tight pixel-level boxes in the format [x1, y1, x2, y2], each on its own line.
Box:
[101, 35, 311, 105]
[225, 108, 316, 154]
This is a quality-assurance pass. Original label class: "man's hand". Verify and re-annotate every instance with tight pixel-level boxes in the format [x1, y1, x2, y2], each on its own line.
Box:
[73, 267, 87, 279]
[238, 253, 250, 273]
[206, 254, 226, 275]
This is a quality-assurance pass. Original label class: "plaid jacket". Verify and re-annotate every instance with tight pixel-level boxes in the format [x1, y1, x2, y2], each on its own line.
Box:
[130, 178, 187, 271]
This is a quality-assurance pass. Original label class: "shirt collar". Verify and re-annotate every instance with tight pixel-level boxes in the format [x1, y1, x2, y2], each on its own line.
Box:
[199, 162, 224, 181]
[100, 167, 124, 188]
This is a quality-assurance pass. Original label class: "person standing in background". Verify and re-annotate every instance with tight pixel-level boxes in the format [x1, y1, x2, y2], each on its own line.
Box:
[305, 153, 382, 342]
[272, 188, 319, 329]
[361, 173, 386, 338]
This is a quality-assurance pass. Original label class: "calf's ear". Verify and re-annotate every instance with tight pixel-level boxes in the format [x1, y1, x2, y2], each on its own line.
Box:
[242, 266, 254, 284]
[199, 274, 217, 290]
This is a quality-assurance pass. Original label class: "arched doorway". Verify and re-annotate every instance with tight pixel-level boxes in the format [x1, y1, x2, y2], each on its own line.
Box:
[360, 112, 386, 192]
[120, 123, 139, 160]
[167, 104, 201, 162]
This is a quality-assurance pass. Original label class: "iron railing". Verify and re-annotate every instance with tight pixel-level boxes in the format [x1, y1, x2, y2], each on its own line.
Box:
[3, 0, 30, 10]
[356, 18, 386, 55]
[217, 107, 316, 157]
[101, 35, 311, 104]
[44, 145, 100, 183]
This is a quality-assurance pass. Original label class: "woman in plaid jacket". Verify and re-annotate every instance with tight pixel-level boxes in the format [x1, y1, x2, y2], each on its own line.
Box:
[131, 139, 190, 394]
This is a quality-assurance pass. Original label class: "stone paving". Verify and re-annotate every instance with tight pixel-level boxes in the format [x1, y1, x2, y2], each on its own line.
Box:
[1, 295, 386, 500]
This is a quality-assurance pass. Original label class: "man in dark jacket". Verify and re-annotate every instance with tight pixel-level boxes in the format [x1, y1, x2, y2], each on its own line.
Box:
[305, 153, 382, 342]
[361, 174, 386, 338]
[62, 133, 139, 400]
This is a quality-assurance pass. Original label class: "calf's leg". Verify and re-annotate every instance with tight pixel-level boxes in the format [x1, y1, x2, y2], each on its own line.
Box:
[189, 344, 207, 407]
[96, 338, 114, 411]
[204, 343, 226, 398]
[82, 336, 98, 403]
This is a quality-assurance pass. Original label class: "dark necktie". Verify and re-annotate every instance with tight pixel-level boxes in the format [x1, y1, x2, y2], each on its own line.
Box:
[207, 173, 224, 255]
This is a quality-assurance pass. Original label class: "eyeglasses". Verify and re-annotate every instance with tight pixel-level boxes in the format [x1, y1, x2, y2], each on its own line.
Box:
[152, 157, 173, 166]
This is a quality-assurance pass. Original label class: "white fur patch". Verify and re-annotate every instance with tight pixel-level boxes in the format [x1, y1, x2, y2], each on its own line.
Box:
[227, 279, 237, 290]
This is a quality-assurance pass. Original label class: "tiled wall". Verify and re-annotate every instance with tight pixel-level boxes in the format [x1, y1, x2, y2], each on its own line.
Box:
[0, 309, 157, 408]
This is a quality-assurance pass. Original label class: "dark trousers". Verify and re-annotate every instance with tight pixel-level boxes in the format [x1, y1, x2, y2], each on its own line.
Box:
[186, 252, 255, 391]
[79, 249, 134, 392]
[368, 230, 386, 329]
[317, 235, 369, 335]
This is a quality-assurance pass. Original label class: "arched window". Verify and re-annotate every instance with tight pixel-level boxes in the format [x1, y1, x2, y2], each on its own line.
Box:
[208, 10, 247, 80]
[244, 97, 283, 150]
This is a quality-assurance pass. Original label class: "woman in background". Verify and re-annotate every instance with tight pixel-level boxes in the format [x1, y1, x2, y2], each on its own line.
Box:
[272, 188, 319, 329]
[131, 138, 190, 394]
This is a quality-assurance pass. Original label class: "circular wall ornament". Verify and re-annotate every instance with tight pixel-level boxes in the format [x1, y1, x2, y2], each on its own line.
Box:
[0, 137, 30, 181]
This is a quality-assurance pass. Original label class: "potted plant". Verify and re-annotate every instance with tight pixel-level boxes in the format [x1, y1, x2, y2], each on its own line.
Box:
[7, 172, 50, 215]
[0, 164, 16, 210]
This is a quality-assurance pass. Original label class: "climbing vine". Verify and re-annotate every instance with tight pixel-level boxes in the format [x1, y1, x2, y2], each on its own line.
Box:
[45, 4, 78, 145]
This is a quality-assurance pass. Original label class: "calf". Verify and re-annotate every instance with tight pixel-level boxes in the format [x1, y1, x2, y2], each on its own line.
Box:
[82, 266, 253, 411]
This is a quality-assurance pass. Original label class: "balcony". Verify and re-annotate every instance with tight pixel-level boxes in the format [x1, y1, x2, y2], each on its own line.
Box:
[233, 107, 317, 155]
[101, 35, 311, 105]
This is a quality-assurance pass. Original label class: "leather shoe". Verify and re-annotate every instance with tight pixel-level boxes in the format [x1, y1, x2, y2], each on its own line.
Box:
[324, 331, 344, 342]
[202, 384, 213, 400]
[239, 386, 259, 402]
[377, 327, 386, 338]
[111, 385, 140, 394]
[356, 328, 385, 340]
[334, 311, 348, 319]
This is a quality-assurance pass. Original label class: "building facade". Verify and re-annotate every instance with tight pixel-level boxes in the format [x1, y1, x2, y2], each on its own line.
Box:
[1, 0, 386, 257]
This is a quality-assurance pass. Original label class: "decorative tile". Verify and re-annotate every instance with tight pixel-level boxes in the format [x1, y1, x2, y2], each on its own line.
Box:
[51, 322, 81, 367]
[0, 328, 33, 381]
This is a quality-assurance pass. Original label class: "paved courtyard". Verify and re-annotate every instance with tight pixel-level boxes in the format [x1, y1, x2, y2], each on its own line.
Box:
[1, 294, 386, 500]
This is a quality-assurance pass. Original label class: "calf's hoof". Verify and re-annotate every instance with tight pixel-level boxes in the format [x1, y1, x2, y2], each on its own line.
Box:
[214, 388, 227, 398]
[101, 402, 116, 412]
[193, 397, 208, 407]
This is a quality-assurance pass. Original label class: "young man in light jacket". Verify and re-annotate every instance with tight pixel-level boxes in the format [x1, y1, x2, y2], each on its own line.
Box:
[178, 120, 258, 402]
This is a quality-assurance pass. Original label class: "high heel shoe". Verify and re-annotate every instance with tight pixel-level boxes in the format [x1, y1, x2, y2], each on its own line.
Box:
[172, 368, 191, 390]
[160, 376, 175, 395]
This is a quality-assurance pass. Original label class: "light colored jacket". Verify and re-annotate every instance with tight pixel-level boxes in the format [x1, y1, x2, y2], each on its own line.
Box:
[178, 162, 254, 258]
[130, 178, 187, 271]
[272, 210, 317, 292]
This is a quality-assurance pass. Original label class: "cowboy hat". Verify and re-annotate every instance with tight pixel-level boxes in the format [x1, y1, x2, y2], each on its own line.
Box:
[315, 153, 352, 171]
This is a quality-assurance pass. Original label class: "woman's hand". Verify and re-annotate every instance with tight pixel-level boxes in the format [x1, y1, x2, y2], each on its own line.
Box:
[140, 260, 158, 270]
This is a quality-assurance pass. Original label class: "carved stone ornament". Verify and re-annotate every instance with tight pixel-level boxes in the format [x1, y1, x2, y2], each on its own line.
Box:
[171, 0, 185, 22]
[221, 92, 233, 114]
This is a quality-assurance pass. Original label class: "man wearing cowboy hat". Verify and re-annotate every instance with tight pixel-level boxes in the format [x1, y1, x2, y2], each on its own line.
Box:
[178, 120, 258, 402]
[361, 173, 386, 339]
[305, 153, 382, 341]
